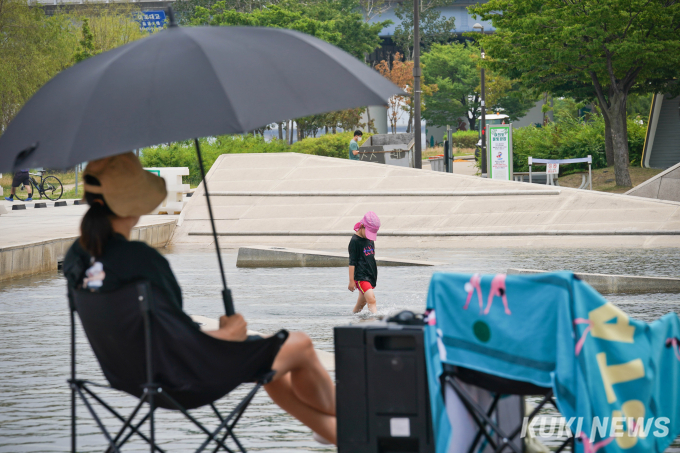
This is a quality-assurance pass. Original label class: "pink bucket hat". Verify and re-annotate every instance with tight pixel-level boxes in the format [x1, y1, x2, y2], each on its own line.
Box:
[354, 211, 381, 240]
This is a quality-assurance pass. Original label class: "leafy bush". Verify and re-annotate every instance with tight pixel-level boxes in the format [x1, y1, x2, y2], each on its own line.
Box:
[627, 117, 646, 167]
[449, 130, 478, 148]
[139, 132, 372, 186]
[512, 115, 646, 173]
[140, 135, 289, 186]
[290, 131, 372, 159]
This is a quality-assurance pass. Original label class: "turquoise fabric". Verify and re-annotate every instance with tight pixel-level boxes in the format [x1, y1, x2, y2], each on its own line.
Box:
[424, 272, 680, 453]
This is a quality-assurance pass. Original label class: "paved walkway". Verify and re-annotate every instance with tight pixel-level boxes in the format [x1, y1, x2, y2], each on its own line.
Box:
[0, 198, 177, 249]
[422, 158, 478, 176]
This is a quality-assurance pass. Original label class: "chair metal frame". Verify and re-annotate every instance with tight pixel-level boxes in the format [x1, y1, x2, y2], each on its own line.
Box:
[444, 373, 576, 453]
[68, 282, 274, 453]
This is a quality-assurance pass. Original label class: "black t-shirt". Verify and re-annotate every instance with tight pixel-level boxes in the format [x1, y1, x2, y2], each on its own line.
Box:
[348, 234, 378, 287]
[63, 234, 184, 311]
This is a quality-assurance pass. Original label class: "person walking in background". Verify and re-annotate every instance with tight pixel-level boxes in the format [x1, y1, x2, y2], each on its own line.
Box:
[5, 169, 32, 202]
[348, 211, 381, 314]
[349, 130, 362, 160]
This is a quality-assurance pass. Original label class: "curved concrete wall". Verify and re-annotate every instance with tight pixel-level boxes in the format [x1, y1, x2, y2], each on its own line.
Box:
[0, 220, 175, 281]
[626, 161, 680, 203]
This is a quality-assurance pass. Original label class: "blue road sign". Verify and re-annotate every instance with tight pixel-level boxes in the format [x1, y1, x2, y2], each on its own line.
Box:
[138, 11, 166, 31]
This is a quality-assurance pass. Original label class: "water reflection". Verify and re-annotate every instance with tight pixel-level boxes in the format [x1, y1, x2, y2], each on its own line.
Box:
[0, 247, 678, 451]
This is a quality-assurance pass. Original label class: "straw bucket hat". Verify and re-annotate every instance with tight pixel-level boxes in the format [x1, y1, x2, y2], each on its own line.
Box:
[83, 152, 166, 217]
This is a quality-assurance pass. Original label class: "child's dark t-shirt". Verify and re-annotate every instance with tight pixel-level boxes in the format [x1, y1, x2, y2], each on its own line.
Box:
[348, 234, 377, 287]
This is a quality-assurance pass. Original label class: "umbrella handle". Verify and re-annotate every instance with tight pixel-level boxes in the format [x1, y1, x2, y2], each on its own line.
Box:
[222, 289, 235, 317]
[194, 138, 236, 316]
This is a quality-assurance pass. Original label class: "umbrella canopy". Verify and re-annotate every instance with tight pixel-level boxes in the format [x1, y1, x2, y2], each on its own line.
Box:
[0, 24, 402, 171]
[0, 17, 403, 316]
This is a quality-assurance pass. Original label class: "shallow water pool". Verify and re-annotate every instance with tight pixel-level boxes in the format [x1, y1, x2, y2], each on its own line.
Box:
[1, 246, 679, 452]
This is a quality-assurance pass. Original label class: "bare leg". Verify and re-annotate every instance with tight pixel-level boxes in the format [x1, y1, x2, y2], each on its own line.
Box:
[11, 184, 31, 196]
[265, 332, 337, 444]
[353, 291, 367, 313]
[364, 288, 377, 314]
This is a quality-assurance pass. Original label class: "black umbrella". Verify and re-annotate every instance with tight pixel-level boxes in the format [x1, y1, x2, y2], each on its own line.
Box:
[0, 11, 403, 315]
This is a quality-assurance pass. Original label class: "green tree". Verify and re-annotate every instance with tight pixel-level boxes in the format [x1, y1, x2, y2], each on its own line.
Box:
[0, 0, 148, 133]
[80, 4, 148, 53]
[191, 0, 389, 139]
[627, 94, 653, 121]
[518, 76, 619, 164]
[74, 18, 96, 63]
[358, 0, 390, 22]
[551, 98, 580, 122]
[470, 0, 680, 187]
[421, 43, 535, 130]
[392, 0, 456, 60]
[175, 0, 280, 25]
[191, 0, 389, 59]
[0, 0, 79, 132]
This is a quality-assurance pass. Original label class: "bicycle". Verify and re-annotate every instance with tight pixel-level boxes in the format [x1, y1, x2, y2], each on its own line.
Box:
[14, 170, 64, 201]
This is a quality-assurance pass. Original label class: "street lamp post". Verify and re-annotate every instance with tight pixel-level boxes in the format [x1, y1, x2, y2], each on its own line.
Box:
[413, 0, 422, 169]
[473, 23, 486, 176]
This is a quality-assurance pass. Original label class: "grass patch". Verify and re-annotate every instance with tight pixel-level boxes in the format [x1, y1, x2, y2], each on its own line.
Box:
[558, 166, 664, 193]
[60, 187, 84, 200]
[1, 170, 77, 199]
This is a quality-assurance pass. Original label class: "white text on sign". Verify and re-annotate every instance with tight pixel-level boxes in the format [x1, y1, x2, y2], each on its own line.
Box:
[546, 163, 559, 175]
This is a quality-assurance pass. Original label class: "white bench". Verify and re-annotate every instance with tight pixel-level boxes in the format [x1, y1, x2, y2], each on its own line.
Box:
[144, 167, 191, 214]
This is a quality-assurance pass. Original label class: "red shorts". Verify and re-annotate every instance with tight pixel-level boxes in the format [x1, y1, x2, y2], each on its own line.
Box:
[356, 281, 374, 294]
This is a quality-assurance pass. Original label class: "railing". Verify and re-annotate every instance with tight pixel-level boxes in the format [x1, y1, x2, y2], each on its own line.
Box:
[528, 156, 592, 190]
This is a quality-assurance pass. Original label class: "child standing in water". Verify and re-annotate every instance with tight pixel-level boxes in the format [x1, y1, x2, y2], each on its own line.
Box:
[348, 211, 381, 314]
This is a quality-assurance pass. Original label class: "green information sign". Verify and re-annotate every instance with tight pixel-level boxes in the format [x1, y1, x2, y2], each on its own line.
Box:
[486, 124, 513, 180]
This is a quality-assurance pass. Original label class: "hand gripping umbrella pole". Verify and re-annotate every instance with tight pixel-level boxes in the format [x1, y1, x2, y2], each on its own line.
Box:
[194, 138, 235, 316]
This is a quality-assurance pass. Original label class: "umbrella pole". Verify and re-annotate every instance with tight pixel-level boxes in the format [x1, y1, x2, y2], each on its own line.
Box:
[194, 138, 235, 316]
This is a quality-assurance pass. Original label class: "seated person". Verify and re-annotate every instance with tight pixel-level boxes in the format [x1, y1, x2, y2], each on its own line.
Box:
[63, 152, 336, 445]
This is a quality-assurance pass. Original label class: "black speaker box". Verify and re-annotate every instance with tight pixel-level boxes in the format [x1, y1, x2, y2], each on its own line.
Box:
[335, 321, 434, 453]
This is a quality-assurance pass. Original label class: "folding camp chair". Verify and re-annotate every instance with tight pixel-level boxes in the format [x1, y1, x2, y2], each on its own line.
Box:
[442, 364, 575, 453]
[68, 280, 288, 453]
